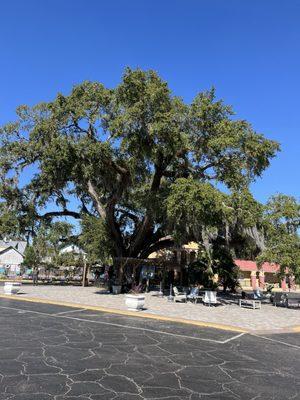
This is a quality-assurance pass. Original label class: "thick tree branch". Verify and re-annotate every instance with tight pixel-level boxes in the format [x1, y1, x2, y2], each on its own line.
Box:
[106, 198, 126, 257]
[205, 174, 218, 180]
[87, 180, 106, 219]
[86, 179, 126, 257]
[38, 210, 81, 220]
[110, 160, 129, 176]
[199, 162, 216, 172]
[116, 207, 141, 225]
[129, 161, 165, 256]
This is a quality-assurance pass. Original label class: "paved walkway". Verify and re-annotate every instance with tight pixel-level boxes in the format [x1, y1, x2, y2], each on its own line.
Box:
[2, 284, 300, 332]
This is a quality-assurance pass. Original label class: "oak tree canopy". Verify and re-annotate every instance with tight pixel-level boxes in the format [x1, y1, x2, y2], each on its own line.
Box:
[0, 68, 280, 264]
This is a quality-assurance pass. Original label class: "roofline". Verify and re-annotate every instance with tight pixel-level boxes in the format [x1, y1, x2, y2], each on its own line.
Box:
[0, 246, 25, 257]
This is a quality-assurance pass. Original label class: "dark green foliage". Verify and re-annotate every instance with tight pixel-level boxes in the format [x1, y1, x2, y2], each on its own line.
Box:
[188, 243, 239, 291]
[0, 208, 20, 239]
[79, 215, 112, 264]
[22, 222, 74, 271]
[23, 245, 40, 269]
[187, 260, 215, 288]
[257, 194, 300, 282]
[212, 245, 240, 292]
[167, 179, 226, 243]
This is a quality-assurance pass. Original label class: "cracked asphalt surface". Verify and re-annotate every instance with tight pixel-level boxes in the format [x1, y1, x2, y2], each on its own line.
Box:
[0, 298, 299, 400]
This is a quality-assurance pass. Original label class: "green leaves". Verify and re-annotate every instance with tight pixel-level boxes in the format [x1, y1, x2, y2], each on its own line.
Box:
[189, 90, 279, 188]
[23, 246, 41, 269]
[0, 208, 20, 238]
[264, 194, 300, 233]
[22, 221, 74, 269]
[79, 215, 113, 264]
[228, 189, 264, 228]
[110, 68, 186, 165]
[167, 178, 226, 243]
[257, 194, 300, 281]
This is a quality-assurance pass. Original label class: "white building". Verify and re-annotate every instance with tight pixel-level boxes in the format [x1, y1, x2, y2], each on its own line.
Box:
[0, 240, 27, 276]
[60, 244, 86, 256]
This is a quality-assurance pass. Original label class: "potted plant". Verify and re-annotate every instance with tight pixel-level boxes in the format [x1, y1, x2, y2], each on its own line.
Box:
[203, 281, 219, 305]
[112, 280, 122, 294]
[205, 281, 219, 291]
[125, 283, 145, 311]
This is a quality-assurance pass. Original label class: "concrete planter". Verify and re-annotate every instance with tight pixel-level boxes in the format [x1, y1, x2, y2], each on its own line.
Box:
[4, 282, 22, 295]
[125, 294, 145, 311]
[112, 285, 122, 295]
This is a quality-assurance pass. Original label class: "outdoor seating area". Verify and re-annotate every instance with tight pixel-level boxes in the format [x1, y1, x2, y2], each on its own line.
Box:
[170, 285, 300, 309]
[272, 292, 300, 308]
[172, 286, 219, 306]
[2, 283, 299, 332]
[170, 285, 300, 311]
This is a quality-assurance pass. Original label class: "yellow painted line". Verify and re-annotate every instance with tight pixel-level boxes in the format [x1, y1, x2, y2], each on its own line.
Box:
[0, 279, 31, 283]
[0, 294, 246, 333]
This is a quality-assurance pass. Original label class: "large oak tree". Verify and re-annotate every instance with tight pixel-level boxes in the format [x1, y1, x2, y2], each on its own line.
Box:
[0, 68, 279, 263]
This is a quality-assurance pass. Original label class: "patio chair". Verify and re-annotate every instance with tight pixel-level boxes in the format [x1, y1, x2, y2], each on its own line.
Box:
[187, 287, 202, 304]
[253, 289, 263, 299]
[173, 286, 187, 302]
[203, 290, 218, 306]
[286, 292, 300, 308]
[272, 292, 287, 307]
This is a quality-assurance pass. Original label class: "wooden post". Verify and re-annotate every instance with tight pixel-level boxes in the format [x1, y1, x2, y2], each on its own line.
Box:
[82, 258, 88, 287]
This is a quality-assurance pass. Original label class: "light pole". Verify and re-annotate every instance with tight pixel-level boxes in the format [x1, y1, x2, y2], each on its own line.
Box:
[167, 283, 174, 302]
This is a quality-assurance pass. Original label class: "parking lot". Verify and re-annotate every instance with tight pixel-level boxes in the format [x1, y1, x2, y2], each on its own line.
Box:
[0, 297, 299, 399]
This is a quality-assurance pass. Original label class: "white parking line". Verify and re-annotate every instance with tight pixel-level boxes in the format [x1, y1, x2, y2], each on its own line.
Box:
[0, 304, 244, 344]
[54, 308, 87, 316]
[221, 332, 246, 343]
[251, 333, 300, 350]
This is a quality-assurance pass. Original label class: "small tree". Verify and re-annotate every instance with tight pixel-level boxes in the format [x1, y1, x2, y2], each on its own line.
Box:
[212, 245, 240, 292]
[188, 259, 215, 288]
[79, 215, 112, 265]
[187, 243, 239, 291]
[22, 222, 74, 279]
[257, 194, 300, 283]
[79, 215, 113, 286]
[22, 245, 41, 273]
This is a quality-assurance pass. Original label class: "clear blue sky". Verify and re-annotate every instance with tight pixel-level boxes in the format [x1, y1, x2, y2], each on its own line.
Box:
[1, 0, 299, 203]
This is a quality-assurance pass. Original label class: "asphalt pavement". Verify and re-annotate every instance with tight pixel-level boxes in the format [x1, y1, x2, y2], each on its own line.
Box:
[0, 297, 299, 399]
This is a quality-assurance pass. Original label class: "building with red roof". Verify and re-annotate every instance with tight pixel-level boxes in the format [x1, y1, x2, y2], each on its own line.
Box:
[235, 259, 297, 291]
